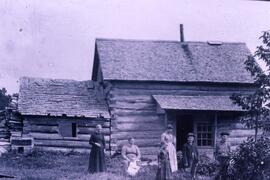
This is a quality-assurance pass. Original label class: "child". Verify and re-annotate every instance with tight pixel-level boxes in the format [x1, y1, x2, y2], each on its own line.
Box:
[156, 142, 173, 180]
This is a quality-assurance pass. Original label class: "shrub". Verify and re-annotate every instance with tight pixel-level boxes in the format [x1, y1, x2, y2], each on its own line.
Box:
[196, 154, 218, 176]
[227, 137, 270, 180]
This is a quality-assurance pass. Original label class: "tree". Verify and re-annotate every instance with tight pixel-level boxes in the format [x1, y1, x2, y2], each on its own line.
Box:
[0, 88, 11, 111]
[230, 30, 270, 141]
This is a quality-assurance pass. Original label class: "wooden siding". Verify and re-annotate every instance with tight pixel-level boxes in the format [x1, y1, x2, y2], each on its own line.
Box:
[23, 116, 110, 153]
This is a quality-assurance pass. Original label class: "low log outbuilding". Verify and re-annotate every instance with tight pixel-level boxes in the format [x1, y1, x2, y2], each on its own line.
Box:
[18, 77, 110, 153]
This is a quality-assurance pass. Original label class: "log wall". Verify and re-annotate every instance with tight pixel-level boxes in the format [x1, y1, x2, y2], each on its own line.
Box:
[106, 81, 256, 159]
[23, 116, 110, 153]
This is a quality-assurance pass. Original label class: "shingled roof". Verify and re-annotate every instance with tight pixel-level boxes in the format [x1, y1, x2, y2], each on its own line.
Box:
[153, 95, 244, 112]
[94, 39, 254, 84]
[18, 77, 110, 118]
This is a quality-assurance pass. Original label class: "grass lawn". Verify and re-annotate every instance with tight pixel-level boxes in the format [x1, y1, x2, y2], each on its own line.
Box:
[0, 151, 213, 180]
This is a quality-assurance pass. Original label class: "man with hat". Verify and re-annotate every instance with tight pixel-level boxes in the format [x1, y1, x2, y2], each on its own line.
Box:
[182, 132, 199, 180]
[214, 131, 231, 180]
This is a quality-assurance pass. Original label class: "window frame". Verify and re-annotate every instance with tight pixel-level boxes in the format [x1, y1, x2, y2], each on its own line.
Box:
[194, 113, 216, 148]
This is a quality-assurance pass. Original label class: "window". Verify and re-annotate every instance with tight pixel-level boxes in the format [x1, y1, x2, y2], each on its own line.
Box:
[197, 121, 213, 146]
[59, 122, 77, 137]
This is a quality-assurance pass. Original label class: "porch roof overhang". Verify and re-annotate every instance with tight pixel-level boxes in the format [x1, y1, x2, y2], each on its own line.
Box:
[153, 95, 245, 112]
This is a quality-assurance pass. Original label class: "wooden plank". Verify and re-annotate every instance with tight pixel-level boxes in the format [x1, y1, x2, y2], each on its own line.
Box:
[34, 139, 110, 149]
[77, 121, 110, 128]
[110, 108, 157, 116]
[29, 132, 110, 141]
[35, 146, 90, 153]
[229, 137, 248, 146]
[229, 129, 256, 137]
[116, 115, 161, 123]
[110, 100, 155, 109]
[30, 125, 58, 133]
[77, 127, 110, 135]
[116, 122, 164, 131]
[109, 88, 253, 97]
[112, 130, 162, 140]
[109, 95, 153, 103]
[117, 138, 160, 147]
[111, 81, 255, 92]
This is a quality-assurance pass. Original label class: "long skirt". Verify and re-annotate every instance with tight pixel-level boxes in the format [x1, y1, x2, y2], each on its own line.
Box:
[156, 159, 173, 180]
[166, 143, 178, 172]
[88, 146, 106, 173]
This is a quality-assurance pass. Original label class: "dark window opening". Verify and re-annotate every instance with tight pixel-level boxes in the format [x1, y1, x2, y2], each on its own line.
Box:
[59, 122, 77, 138]
[72, 123, 77, 137]
[18, 147, 24, 153]
[196, 120, 214, 147]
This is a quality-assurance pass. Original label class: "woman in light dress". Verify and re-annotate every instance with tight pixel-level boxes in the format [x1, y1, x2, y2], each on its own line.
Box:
[161, 124, 178, 173]
[121, 137, 141, 176]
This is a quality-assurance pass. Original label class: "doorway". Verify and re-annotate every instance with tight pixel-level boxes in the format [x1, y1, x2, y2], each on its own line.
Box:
[176, 115, 194, 151]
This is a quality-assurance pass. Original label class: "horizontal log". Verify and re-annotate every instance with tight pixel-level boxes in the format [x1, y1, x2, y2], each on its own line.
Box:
[35, 146, 91, 154]
[29, 132, 110, 141]
[111, 82, 255, 92]
[229, 129, 256, 137]
[109, 88, 252, 97]
[30, 125, 58, 133]
[116, 122, 164, 131]
[77, 127, 110, 135]
[34, 139, 110, 149]
[116, 115, 162, 123]
[109, 95, 153, 103]
[117, 138, 161, 147]
[111, 108, 157, 116]
[109, 101, 155, 110]
[112, 131, 163, 140]
[228, 137, 248, 146]
[77, 122, 110, 128]
[25, 118, 109, 126]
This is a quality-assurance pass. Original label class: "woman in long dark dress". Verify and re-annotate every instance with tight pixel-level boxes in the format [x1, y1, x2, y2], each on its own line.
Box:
[156, 142, 173, 180]
[88, 124, 106, 173]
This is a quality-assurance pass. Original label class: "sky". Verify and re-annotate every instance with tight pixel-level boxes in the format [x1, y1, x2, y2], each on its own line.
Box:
[0, 0, 270, 94]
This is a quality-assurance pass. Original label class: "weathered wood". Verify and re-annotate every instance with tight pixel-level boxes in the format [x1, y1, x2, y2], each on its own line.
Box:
[110, 101, 155, 110]
[77, 121, 110, 128]
[229, 129, 256, 137]
[111, 108, 157, 116]
[77, 127, 110, 135]
[34, 139, 110, 149]
[35, 146, 90, 153]
[110, 81, 255, 92]
[116, 115, 161, 123]
[116, 122, 164, 131]
[29, 132, 110, 141]
[109, 95, 153, 103]
[110, 88, 252, 97]
[117, 138, 160, 147]
[229, 137, 248, 146]
[112, 130, 163, 140]
[30, 125, 58, 133]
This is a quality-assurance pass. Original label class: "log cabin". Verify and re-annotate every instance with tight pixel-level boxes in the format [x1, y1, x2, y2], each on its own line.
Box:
[18, 77, 110, 153]
[17, 36, 259, 159]
[92, 38, 258, 159]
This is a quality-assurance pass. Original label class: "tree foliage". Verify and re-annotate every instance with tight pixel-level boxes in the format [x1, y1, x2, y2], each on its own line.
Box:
[231, 30, 270, 141]
[0, 88, 11, 111]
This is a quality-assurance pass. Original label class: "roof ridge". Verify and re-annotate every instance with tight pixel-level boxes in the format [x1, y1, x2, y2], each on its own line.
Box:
[20, 76, 92, 83]
[95, 38, 246, 45]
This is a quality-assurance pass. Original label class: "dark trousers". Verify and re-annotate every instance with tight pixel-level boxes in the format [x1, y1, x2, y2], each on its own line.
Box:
[185, 160, 198, 179]
[215, 157, 230, 180]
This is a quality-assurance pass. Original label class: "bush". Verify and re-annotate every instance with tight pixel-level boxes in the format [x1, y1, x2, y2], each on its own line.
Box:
[227, 137, 270, 180]
[196, 154, 218, 176]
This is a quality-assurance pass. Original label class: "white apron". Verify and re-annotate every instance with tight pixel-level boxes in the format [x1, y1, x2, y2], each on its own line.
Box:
[161, 132, 178, 172]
